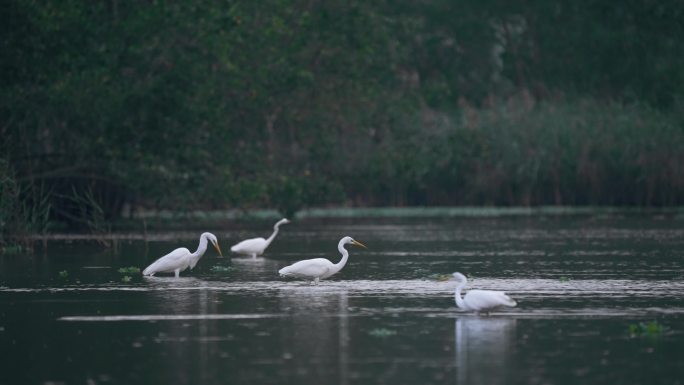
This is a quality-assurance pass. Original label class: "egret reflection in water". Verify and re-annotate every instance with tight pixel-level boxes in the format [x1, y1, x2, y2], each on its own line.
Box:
[278, 286, 350, 384]
[454, 317, 517, 385]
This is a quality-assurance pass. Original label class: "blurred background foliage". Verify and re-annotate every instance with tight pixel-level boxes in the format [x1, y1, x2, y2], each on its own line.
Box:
[2, 0, 684, 236]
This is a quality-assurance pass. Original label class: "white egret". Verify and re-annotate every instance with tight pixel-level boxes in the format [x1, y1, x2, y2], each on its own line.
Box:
[452, 272, 516, 313]
[142, 232, 222, 278]
[230, 218, 290, 258]
[278, 236, 367, 285]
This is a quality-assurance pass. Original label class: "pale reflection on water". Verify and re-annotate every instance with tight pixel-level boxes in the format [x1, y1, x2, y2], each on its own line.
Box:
[455, 317, 516, 385]
[278, 289, 350, 384]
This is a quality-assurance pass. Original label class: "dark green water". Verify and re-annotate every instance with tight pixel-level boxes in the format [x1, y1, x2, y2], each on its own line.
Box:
[1, 216, 684, 385]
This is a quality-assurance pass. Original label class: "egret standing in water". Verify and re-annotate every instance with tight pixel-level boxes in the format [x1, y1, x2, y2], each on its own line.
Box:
[142, 232, 222, 278]
[230, 218, 290, 258]
[278, 236, 367, 285]
[452, 272, 517, 313]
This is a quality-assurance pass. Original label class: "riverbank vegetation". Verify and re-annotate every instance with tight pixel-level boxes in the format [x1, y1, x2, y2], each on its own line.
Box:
[2, 1, 684, 241]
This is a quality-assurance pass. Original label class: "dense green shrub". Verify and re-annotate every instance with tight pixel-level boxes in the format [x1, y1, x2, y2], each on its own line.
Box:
[2, 0, 683, 233]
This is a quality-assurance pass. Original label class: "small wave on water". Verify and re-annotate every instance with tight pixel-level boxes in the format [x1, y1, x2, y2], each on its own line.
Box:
[55, 306, 684, 323]
[6, 277, 678, 323]
[3, 277, 683, 297]
[58, 313, 282, 322]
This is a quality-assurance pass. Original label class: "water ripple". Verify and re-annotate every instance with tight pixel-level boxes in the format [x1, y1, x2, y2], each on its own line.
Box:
[59, 314, 282, 322]
[3, 278, 683, 298]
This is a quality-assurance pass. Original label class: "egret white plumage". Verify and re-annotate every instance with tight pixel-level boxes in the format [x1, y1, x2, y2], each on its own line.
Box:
[278, 236, 367, 285]
[452, 272, 517, 313]
[230, 218, 290, 258]
[142, 232, 222, 278]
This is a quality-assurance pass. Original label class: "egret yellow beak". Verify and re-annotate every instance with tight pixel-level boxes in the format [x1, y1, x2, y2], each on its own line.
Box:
[213, 242, 223, 257]
[351, 240, 368, 249]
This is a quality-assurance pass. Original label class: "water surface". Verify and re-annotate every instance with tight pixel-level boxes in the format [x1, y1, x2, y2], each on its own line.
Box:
[1, 216, 683, 384]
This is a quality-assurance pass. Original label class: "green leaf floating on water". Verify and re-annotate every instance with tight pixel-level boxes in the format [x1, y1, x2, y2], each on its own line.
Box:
[629, 321, 667, 337]
[118, 266, 141, 274]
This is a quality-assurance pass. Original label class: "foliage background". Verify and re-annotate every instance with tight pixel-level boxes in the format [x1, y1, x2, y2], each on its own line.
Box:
[2, 0, 684, 235]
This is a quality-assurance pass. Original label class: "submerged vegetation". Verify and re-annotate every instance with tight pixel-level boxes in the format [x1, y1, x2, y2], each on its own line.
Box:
[2, 1, 684, 238]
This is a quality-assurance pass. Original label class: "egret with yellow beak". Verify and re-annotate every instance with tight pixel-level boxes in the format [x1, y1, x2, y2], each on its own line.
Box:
[278, 236, 367, 285]
[142, 232, 222, 278]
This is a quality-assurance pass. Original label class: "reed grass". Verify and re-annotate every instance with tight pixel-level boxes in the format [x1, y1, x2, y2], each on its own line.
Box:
[354, 98, 684, 207]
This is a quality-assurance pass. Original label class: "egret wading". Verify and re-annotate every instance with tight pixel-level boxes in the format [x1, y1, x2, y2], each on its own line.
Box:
[142, 232, 222, 278]
[230, 218, 290, 259]
[452, 272, 517, 313]
[278, 236, 367, 285]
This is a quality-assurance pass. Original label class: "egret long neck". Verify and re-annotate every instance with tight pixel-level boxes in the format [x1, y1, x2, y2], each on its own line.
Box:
[264, 222, 283, 247]
[190, 234, 209, 265]
[454, 280, 468, 309]
[330, 240, 350, 275]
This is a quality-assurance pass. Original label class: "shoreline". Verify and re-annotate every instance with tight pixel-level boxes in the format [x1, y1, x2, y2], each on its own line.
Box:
[11, 205, 684, 242]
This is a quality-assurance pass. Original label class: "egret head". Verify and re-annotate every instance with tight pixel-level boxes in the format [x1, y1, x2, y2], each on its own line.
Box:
[341, 236, 368, 249]
[203, 232, 223, 256]
[452, 272, 467, 282]
[280, 218, 291, 225]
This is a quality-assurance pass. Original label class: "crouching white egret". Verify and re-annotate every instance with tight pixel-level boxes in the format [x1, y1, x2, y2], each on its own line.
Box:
[278, 236, 367, 285]
[452, 272, 517, 313]
[230, 218, 290, 258]
[142, 232, 222, 278]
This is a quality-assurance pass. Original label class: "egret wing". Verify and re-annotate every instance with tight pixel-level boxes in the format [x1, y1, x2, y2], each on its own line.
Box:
[279, 258, 332, 278]
[142, 248, 190, 275]
[230, 237, 267, 254]
[465, 290, 517, 310]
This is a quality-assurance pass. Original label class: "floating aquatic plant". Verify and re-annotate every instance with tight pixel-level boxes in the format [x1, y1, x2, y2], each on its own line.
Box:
[559, 276, 571, 282]
[58, 270, 68, 278]
[428, 273, 452, 281]
[121, 275, 132, 283]
[117, 266, 141, 274]
[210, 265, 236, 272]
[1, 244, 24, 254]
[368, 328, 397, 338]
[629, 321, 667, 338]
